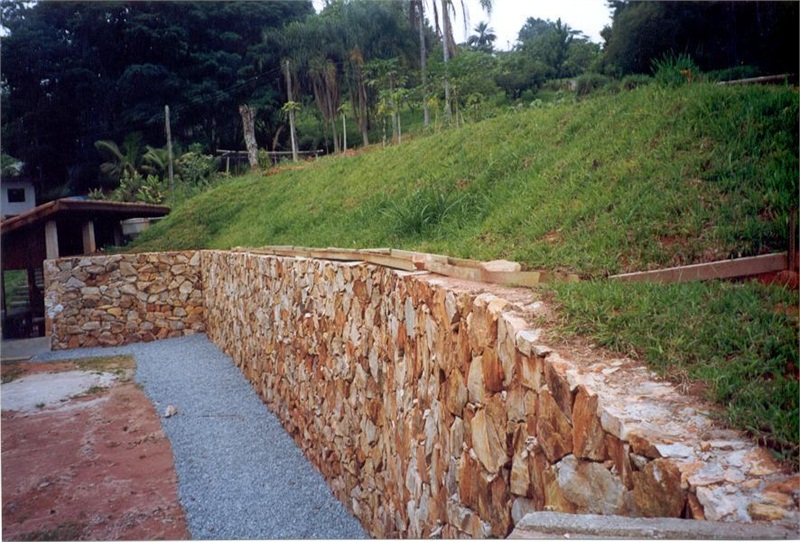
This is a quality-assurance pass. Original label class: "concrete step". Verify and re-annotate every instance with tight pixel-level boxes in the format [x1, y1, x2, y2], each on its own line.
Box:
[508, 512, 799, 539]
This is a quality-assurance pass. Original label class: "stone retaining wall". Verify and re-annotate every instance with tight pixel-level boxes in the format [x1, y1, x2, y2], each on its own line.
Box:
[200, 250, 799, 538]
[44, 251, 204, 349]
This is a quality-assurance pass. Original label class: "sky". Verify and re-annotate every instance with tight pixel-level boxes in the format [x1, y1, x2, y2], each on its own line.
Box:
[312, 0, 613, 50]
[452, 0, 613, 49]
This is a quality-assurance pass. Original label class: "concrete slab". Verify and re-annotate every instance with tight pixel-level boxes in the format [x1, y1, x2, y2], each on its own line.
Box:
[1, 370, 118, 412]
[1, 336, 51, 362]
[508, 512, 799, 539]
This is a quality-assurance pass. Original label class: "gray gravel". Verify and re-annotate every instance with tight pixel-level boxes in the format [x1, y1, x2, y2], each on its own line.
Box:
[33, 334, 367, 540]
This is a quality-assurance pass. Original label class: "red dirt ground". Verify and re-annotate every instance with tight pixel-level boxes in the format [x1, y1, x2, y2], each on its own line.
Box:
[1, 360, 189, 541]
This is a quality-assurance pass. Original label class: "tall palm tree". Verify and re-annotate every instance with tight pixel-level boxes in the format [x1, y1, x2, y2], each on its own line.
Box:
[409, 0, 430, 127]
[430, 0, 492, 121]
[94, 133, 144, 185]
[467, 21, 496, 53]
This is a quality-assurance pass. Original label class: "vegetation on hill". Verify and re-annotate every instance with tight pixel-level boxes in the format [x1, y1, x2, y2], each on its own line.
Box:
[2, 1, 796, 199]
[136, 83, 797, 275]
[135, 82, 799, 465]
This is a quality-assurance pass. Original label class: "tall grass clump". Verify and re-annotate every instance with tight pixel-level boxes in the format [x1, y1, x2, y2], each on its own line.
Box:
[651, 51, 700, 86]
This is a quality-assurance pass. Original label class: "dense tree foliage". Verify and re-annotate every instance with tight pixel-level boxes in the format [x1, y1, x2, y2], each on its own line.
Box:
[1, 1, 312, 195]
[602, 1, 799, 75]
[1, 0, 796, 200]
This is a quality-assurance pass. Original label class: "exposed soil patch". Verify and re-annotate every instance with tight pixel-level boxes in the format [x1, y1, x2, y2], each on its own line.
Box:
[1, 357, 189, 541]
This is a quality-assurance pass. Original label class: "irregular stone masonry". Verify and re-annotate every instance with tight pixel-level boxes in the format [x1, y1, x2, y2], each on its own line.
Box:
[44, 251, 204, 349]
[45, 250, 799, 538]
[199, 251, 799, 538]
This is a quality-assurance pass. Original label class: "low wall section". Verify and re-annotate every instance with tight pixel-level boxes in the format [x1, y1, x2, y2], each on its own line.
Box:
[44, 251, 204, 349]
[44, 250, 798, 538]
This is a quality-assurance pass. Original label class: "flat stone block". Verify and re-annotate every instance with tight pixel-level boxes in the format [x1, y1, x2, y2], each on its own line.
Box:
[508, 512, 799, 539]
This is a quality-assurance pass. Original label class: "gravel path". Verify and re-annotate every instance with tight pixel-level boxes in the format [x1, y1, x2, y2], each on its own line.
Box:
[33, 334, 367, 540]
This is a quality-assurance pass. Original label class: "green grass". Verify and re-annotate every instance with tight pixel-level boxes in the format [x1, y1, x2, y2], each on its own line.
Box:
[133, 82, 799, 463]
[136, 83, 797, 276]
[548, 280, 798, 463]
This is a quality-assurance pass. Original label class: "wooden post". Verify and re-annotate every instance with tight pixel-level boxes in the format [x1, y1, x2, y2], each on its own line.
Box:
[165, 105, 174, 204]
[82, 220, 96, 254]
[44, 220, 59, 260]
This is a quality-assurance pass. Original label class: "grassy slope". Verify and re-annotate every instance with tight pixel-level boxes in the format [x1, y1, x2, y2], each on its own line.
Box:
[137, 84, 797, 275]
[136, 83, 799, 461]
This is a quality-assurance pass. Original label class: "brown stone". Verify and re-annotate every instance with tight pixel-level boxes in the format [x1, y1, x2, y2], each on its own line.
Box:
[519, 352, 542, 391]
[632, 458, 684, 517]
[572, 386, 606, 461]
[537, 390, 573, 463]
[629, 432, 662, 459]
[510, 439, 531, 497]
[444, 368, 468, 416]
[457, 450, 480, 510]
[544, 354, 573, 421]
[481, 348, 504, 393]
[605, 434, 634, 490]
[685, 492, 705, 520]
[543, 463, 577, 513]
[467, 294, 498, 352]
[748, 502, 788, 521]
[476, 468, 512, 538]
[471, 396, 507, 474]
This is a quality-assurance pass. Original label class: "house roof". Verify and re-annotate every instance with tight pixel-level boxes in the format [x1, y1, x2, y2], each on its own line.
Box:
[1, 198, 170, 236]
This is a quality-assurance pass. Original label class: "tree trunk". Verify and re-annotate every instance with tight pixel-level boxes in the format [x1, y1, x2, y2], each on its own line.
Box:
[238, 104, 260, 171]
[341, 111, 347, 153]
[418, 6, 430, 128]
[389, 74, 399, 143]
[284, 60, 298, 163]
[441, 0, 452, 123]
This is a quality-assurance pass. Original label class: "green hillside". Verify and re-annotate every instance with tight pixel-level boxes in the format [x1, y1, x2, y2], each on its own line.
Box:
[135, 83, 799, 464]
[136, 84, 797, 276]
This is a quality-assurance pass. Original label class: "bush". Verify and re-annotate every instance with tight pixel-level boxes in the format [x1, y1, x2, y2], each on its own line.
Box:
[176, 152, 220, 187]
[651, 52, 700, 86]
[96, 171, 166, 204]
[574, 73, 611, 97]
[620, 74, 653, 90]
[705, 65, 761, 83]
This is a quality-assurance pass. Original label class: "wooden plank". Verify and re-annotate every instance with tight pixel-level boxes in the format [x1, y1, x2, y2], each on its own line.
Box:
[486, 270, 581, 286]
[360, 253, 418, 271]
[610, 253, 788, 283]
[424, 260, 484, 282]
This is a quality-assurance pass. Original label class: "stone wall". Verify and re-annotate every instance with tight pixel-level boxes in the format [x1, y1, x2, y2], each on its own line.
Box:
[201, 250, 798, 538]
[44, 251, 204, 349]
[43, 249, 798, 537]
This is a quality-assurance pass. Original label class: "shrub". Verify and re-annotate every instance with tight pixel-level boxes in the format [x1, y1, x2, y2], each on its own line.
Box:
[96, 171, 166, 204]
[574, 73, 611, 97]
[620, 74, 653, 90]
[705, 65, 761, 83]
[176, 152, 220, 187]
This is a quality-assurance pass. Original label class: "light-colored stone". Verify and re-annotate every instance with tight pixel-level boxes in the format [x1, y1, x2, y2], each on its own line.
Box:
[467, 356, 485, 404]
[555, 455, 625, 515]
